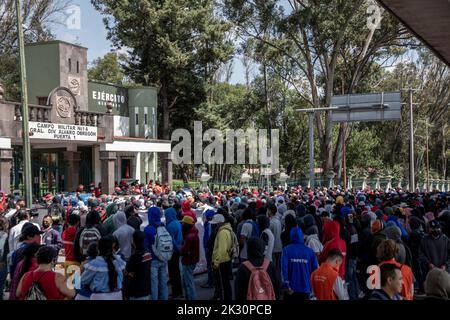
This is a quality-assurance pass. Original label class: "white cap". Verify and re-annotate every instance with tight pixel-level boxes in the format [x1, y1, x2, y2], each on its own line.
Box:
[209, 214, 225, 224]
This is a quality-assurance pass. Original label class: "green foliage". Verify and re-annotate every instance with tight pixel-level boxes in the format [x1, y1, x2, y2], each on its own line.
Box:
[88, 52, 125, 84]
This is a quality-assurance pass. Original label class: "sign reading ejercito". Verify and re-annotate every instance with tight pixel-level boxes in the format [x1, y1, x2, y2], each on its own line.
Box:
[29, 121, 97, 142]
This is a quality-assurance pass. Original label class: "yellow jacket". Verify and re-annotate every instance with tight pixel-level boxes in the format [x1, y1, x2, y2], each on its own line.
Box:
[212, 223, 233, 268]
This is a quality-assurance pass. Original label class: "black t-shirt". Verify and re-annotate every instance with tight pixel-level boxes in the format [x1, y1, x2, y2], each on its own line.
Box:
[124, 249, 151, 298]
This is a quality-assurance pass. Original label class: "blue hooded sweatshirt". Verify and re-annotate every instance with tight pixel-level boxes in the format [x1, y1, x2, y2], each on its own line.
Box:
[144, 206, 161, 260]
[282, 227, 318, 294]
[387, 215, 409, 241]
[165, 207, 183, 252]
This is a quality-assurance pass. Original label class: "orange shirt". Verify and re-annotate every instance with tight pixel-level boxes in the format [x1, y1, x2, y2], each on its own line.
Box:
[311, 262, 339, 300]
[379, 259, 414, 300]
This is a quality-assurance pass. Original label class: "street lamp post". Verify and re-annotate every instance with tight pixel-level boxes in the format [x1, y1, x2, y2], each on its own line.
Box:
[279, 166, 289, 190]
[16, 0, 33, 207]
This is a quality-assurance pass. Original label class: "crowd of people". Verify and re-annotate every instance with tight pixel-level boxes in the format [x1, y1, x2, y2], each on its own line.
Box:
[0, 180, 450, 301]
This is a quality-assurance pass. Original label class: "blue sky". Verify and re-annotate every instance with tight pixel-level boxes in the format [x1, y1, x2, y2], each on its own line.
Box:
[53, 1, 247, 84]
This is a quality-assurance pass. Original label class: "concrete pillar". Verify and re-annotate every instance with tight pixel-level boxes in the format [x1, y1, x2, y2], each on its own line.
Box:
[100, 151, 116, 195]
[63, 151, 81, 192]
[161, 152, 172, 186]
[93, 145, 101, 184]
[135, 152, 141, 183]
[0, 148, 13, 194]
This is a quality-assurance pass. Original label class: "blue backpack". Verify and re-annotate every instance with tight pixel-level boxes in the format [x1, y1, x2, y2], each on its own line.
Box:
[246, 220, 260, 238]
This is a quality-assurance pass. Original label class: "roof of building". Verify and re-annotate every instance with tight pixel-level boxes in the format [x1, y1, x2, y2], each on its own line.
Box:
[377, 0, 450, 67]
[25, 40, 88, 50]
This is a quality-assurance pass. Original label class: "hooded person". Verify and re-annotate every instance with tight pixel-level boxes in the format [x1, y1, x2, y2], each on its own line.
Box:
[424, 268, 450, 300]
[386, 215, 409, 242]
[368, 219, 387, 266]
[383, 224, 409, 265]
[281, 227, 318, 300]
[304, 214, 323, 257]
[319, 221, 347, 279]
[144, 206, 169, 300]
[165, 207, 183, 298]
[180, 216, 199, 300]
[112, 211, 135, 261]
[419, 220, 450, 275]
[103, 203, 119, 235]
[181, 201, 197, 223]
[73, 210, 106, 263]
[234, 237, 281, 301]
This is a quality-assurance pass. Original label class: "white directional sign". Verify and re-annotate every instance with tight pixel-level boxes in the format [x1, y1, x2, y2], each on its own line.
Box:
[29, 122, 97, 141]
[331, 91, 401, 122]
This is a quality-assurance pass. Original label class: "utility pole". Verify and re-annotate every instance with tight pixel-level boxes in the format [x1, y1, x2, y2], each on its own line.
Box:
[408, 89, 415, 192]
[16, 0, 33, 207]
[426, 118, 430, 192]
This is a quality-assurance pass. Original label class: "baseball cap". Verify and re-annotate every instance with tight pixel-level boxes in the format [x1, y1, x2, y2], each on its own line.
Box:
[209, 214, 225, 224]
[181, 215, 195, 225]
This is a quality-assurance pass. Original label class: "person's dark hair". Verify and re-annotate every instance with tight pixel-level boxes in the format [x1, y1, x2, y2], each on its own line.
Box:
[133, 230, 145, 250]
[376, 239, 399, 262]
[87, 242, 98, 258]
[67, 214, 80, 226]
[36, 246, 57, 264]
[98, 237, 118, 292]
[267, 204, 277, 216]
[18, 244, 41, 281]
[257, 215, 270, 231]
[380, 263, 401, 287]
[86, 210, 101, 226]
[17, 210, 29, 221]
[242, 207, 253, 221]
[326, 248, 344, 261]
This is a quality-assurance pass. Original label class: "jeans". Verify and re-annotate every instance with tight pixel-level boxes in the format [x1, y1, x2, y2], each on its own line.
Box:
[182, 264, 197, 300]
[168, 250, 182, 297]
[151, 259, 168, 300]
[0, 263, 7, 300]
[345, 258, 360, 300]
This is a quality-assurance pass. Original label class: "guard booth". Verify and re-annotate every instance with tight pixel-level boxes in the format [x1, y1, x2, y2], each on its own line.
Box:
[0, 40, 171, 197]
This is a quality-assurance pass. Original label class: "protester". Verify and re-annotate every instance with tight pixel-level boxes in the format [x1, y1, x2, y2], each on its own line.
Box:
[144, 206, 170, 300]
[123, 231, 151, 300]
[424, 268, 450, 300]
[419, 220, 450, 277]
[311, 249, 349, 300]
[281, 227, 318, 300]
[268, 204, 283, 277]
[165, 207, 183, 298]
[257, 215, 275, 262]
[369, 264, 403, 300]
[211, 214, 234, 301]
[112, 211, 135, 261]
[17, 246, 75, 300]
[41, 215, 63, 253]
[73, 211, 104, 263]
[80, 237, 126, 300]
[377, 239, 414, 300]
[180, 215, 199, 300]
[62, 214, 80, 269]
[319, 220, 347, 279]
[235, 237, 281, 300]
[201, 209, 215, 289]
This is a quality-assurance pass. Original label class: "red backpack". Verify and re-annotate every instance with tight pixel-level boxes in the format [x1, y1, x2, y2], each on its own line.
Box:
[243, 259, 276, 300]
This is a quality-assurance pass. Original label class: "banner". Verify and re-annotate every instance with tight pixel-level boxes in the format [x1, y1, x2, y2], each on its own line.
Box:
[29, 122, 97, 142]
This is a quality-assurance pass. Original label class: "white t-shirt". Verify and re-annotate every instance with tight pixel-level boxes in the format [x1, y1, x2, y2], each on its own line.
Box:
[261, 229, 275, 261]
[239, 220, 253, 260]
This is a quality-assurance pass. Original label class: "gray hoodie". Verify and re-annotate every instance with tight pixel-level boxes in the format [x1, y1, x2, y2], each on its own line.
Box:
[113, 211, 135, 260]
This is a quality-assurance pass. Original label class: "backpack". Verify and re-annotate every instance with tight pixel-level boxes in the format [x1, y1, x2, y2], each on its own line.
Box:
[79, 227, 101, 256]
[243, 259, 275, 300]
[227, 229, 240, 260]
[24, 272, 48, 300]
[152, 226, 173, 262]
[246, 220, 260, 238]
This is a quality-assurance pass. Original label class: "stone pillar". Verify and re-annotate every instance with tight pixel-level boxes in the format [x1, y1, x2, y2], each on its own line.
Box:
[161, 152, 173, 187]
[63, 151, 81, 192]
[100, 151, 116, 195]
[0, 149, 13, 194]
